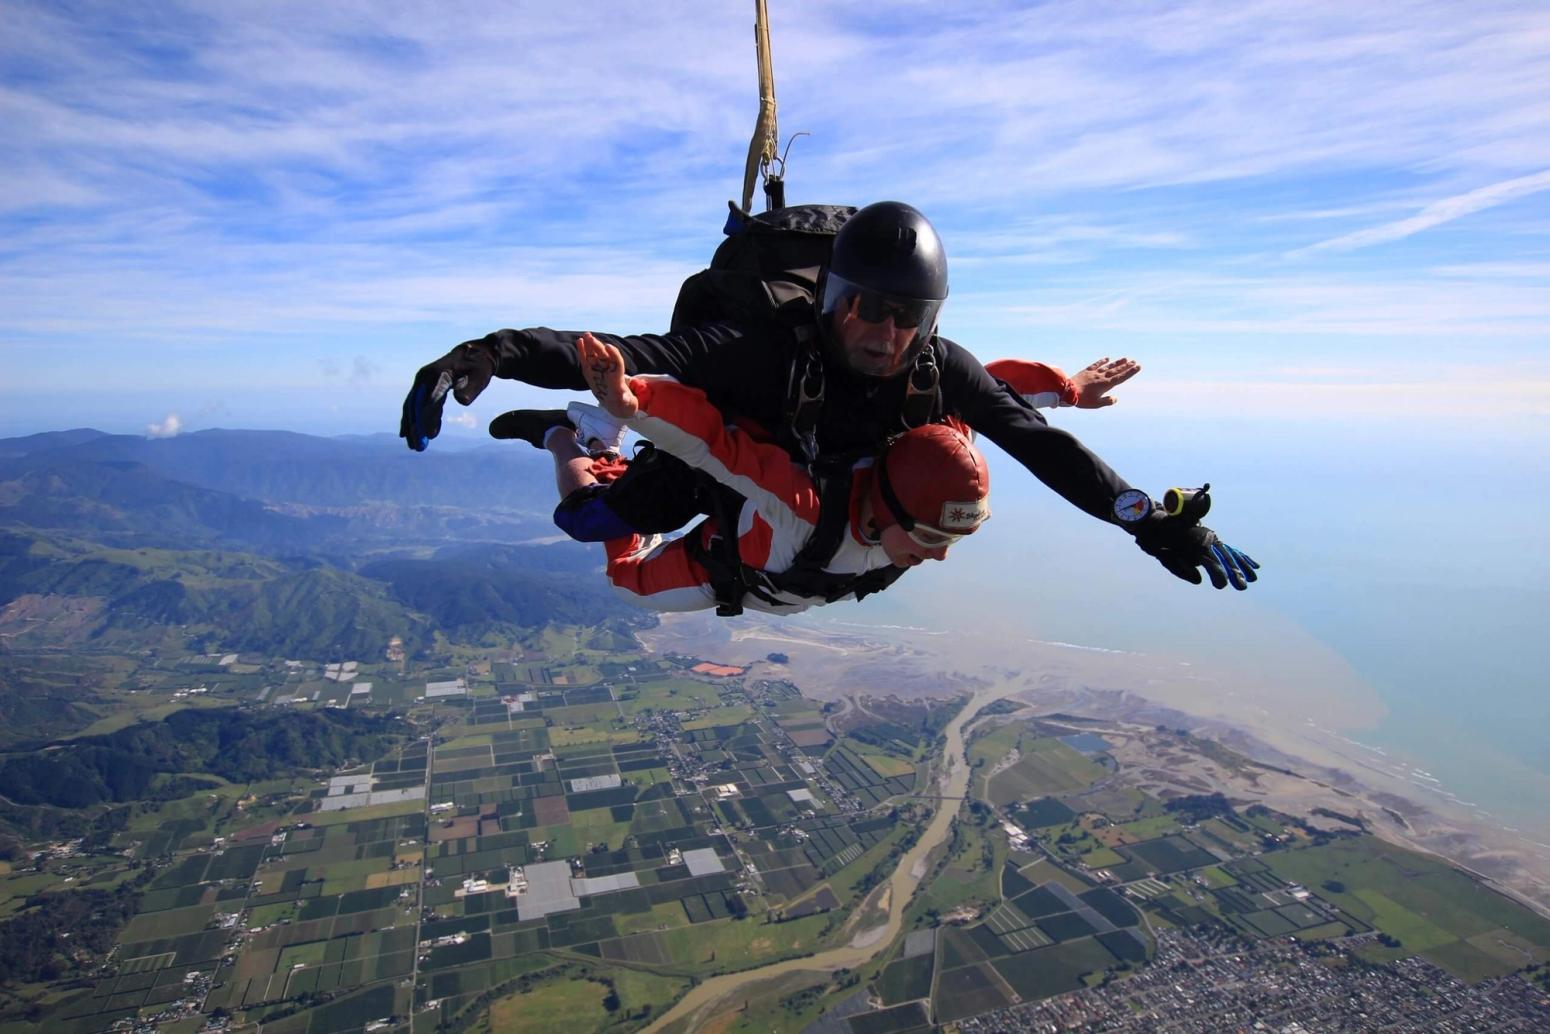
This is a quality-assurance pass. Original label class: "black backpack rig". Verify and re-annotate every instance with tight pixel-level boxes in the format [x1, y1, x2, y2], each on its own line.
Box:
[605, 202, 938, 616]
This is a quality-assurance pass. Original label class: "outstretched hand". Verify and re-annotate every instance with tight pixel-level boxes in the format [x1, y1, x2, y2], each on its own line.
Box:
[399, 340, 497, 451]
[577, 332, 639, 419]
[1133, 516, 1260, 590]
[1070, 356, 1141, 409]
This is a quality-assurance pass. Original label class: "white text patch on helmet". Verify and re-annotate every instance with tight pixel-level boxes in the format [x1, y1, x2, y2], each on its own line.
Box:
[938, 500, 990, 531]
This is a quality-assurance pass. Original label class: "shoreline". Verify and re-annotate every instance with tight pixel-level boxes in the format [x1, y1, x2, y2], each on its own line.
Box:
[637, 612, 1550, 918]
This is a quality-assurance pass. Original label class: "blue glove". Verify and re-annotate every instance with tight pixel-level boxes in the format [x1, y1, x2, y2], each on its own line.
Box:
[399, 341, 497, 451]
[1133, 516, 1260, 590]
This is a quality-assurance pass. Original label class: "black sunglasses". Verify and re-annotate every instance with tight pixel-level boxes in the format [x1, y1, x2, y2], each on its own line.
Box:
[849, 290, 936, 330]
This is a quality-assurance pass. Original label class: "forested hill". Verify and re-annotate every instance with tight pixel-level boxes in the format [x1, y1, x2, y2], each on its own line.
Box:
[0, 458, 335, 551]
[362, 541, 633, 632]
[0, 707, 408, 809]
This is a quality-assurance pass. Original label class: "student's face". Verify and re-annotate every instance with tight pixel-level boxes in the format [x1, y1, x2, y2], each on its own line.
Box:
[831, 295, 921, 378]
[880, 523, 950, 567]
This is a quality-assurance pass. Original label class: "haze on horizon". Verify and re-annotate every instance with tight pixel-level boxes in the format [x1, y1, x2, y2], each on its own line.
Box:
[3, 4, 1548, 836]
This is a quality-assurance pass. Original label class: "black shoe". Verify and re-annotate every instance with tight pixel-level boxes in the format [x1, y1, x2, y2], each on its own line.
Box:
[489, 409, 573, 449]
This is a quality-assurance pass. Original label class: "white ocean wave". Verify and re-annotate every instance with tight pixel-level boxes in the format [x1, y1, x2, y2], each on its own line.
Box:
[1027, 638, 1133, 655]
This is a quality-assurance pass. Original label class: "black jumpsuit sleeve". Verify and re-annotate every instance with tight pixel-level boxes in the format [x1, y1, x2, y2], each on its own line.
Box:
[939, 340, 1136, 525]
[471, 323, 766, 391]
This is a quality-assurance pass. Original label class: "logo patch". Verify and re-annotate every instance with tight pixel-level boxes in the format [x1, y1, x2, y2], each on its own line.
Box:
[938, 499, 990, 531]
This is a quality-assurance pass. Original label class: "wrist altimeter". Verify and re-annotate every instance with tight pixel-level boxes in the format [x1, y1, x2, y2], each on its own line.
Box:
[1112, 489, 1153, 524]
[1114, 483, 1212, 527]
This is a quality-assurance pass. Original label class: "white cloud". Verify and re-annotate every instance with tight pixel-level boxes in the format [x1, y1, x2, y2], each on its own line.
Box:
[959, 267, 1550, 343]
[444, 412, 476, 429]
[1429, 262, 1550, 280]
[349, 356, 380, 386]
[1120, 373, 1550, 421]
[145, 413, 182, 438]
[1292, 169, 1550, 256]
[4, 1, 1550, 414]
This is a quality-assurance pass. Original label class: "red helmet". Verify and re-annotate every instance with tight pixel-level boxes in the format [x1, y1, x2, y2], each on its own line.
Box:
[870, 424, 991, 543]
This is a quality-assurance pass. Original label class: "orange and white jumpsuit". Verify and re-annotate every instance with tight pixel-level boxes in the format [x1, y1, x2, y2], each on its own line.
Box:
[601, 375, 894, 614]
[601, 361, 1076, 614]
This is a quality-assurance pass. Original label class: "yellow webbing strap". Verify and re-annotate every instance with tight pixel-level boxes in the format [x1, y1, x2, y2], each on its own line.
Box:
[741, 0, 779, 213]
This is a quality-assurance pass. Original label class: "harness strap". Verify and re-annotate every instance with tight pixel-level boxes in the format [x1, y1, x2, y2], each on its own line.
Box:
[785, 339, 941, 460]
[786, 345, 825, 463]
[788, 460, 854, 570]
[700, 482, 763, 617]
[681, 461, 904, 615]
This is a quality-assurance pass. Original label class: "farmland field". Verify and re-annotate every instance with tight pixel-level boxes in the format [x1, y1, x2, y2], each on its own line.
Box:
[1265, 837, 1550, 977]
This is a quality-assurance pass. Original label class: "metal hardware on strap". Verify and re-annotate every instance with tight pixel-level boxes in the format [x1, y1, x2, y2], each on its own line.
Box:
[787, 347, 825, 463]
[901, 346, 940, 430]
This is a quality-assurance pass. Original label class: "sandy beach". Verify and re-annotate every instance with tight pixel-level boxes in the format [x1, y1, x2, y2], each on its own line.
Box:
[638, 612, 1550, 918]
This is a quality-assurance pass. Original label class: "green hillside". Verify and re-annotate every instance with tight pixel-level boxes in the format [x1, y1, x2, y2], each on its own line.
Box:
[0, 536, 436, 657]
[0, 707, 408, 809]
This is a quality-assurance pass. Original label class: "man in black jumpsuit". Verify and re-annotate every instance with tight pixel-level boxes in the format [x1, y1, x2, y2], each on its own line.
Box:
[399, 203, 1257, 591]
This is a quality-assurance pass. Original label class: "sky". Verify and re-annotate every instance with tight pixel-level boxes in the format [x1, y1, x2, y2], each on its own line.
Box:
[3, 3, 1549, 835]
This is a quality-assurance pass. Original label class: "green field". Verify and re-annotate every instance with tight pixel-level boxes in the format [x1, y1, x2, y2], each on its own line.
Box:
[119, 903, 217, 941]
[914, 818, 1006, 917]
[1266, 837, 1550, 979]
[487, 976, 608, 1033]
[1018, 857, 1094, 894]
[617, 679, 720, 715]
[991, 936, 1116, 1000]
[968, 724, 1022, 784]
[876, 953, 935, 1005]
[682, 704, 758, 729]
[981, 732, 1107, 806]
[25, 613, 1550, 1034]
[318, 857, 392, 895]
[1078, 846, 1127, 869]
[657, 913, 830, 971]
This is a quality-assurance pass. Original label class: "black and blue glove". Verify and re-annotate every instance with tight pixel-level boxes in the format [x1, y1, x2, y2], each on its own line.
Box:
[1133, 515, 1260, 590]
[398, 341, 498, 451]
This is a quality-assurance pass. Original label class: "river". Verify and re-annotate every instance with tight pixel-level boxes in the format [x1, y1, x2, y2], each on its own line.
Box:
[642, 680, 1012, 1033]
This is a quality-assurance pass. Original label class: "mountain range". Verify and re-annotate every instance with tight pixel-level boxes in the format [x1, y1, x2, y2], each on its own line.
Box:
[0, 427, 647, 660]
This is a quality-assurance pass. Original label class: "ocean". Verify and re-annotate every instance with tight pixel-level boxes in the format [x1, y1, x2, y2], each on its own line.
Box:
[853, 407, 1550, 845]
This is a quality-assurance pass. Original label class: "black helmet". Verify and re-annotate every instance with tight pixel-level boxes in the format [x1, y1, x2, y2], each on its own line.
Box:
[818, 202, 948, 378]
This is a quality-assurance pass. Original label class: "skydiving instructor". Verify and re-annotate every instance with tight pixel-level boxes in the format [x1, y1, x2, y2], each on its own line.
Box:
[399, 202, 1258, 591]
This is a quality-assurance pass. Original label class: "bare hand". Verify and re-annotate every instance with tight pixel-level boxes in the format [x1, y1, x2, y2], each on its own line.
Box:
[576, 332, 639, 419]
[1070, 356, 1141, 408]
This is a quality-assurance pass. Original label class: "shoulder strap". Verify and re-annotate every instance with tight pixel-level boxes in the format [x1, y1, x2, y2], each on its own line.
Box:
[788, 464, 855, 572]
[682, 462, 902, 614]
[696, 482, 761, 617]
[753, 464, 907, 604]
[784, 343, 824, 463]
[784, 337, 942, 462]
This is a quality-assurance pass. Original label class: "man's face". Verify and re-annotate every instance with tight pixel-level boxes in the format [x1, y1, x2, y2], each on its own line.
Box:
[831, 294, 921, 378]
[880, 523, 950, 567]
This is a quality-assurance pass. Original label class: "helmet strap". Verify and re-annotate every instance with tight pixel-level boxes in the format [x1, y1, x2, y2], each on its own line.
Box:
[875, 452, 916, 531]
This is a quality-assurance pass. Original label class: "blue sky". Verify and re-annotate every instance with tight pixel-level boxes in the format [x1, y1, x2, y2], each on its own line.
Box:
[4, 3, 1550, 836]
[3, 0, 1547, 438]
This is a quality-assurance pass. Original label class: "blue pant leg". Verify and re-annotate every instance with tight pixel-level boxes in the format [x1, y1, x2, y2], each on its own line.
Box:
[553, 484, 637, 543]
